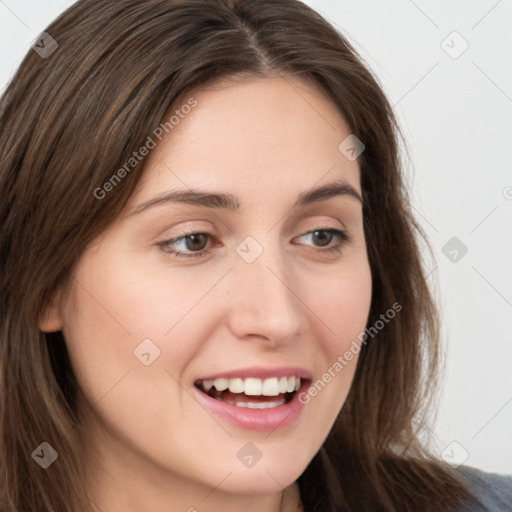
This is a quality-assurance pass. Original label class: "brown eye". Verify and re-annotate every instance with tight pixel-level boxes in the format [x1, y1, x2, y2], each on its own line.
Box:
[310, 230, 335, 247]
[159, 231, 215, 258]
[297, 228, 348, 252]
[183, 233, 208, 251]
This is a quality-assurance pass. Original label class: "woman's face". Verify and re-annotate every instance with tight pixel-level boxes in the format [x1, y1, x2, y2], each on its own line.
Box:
[42, 76, 372, 507]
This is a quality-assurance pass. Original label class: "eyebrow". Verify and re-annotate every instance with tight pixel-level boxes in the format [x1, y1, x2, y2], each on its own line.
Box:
[130, 179, 363, 216]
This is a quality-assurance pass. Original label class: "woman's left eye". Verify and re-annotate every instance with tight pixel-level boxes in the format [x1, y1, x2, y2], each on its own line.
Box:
[296, 228, 349, 253]
[158, 228, 349, 259]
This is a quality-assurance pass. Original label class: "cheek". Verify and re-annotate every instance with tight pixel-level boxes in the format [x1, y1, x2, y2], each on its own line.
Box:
[60, 252, 229, 414]
[295, 258, 372, 437]
[307, 257, 373, 356]
[60, 261, 208, 476]
[63, 246, 221, 345]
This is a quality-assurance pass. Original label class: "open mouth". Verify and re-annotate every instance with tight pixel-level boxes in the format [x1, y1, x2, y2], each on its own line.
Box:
[194, 376, 303, 409]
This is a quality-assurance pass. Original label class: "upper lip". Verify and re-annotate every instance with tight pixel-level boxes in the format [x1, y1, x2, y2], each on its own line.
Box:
[194, 366, 313, 382]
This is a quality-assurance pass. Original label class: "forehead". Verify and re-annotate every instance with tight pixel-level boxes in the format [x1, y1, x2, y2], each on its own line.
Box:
[129, 76, 360, 205]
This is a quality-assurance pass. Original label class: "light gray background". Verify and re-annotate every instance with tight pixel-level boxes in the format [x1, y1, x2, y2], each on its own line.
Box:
[1, 0, 510, 474]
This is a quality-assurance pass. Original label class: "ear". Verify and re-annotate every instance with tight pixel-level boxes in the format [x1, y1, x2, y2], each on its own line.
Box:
[38, 292, 64, 333]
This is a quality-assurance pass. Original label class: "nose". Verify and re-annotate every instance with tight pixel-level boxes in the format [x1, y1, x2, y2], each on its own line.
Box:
[225, 243, 304, 347]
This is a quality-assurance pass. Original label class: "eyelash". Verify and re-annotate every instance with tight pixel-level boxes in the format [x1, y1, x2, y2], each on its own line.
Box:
[158, 227, 349, 259]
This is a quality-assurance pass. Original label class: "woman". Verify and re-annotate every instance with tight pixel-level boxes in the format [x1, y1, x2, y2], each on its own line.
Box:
[0, 1, 510, 511]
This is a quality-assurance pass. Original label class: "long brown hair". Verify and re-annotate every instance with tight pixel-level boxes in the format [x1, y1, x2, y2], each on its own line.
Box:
[0, 0, 476, 510]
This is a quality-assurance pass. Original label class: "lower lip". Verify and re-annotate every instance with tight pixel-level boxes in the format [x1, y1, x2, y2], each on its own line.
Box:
[192, 382, 309, 432]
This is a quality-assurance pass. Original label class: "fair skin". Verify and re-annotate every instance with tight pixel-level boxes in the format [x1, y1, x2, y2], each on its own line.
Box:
[40, 76, 372, 512]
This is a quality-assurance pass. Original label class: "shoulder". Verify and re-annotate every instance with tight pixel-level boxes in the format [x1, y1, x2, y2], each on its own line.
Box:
[457, 465, 512, 511]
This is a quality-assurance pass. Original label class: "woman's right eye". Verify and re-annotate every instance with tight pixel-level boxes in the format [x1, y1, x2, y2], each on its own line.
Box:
[158, 231, 215, 258]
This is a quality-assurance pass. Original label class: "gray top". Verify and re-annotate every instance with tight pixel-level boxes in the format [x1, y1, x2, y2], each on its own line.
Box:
[458, 465, 512, 511]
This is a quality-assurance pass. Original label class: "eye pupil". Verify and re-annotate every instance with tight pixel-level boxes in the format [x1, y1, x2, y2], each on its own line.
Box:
[186, 234, 207, 251]
[312, 230, 332, 247]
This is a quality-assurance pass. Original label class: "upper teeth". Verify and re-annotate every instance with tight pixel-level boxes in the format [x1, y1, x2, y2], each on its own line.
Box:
[201, 376, 301, 396]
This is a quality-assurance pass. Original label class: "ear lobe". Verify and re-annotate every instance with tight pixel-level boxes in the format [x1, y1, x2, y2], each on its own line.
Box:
[38, 293, 64, 333]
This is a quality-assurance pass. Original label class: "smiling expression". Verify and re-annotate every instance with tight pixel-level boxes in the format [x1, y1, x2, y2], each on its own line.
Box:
[41, 75, 372, 499]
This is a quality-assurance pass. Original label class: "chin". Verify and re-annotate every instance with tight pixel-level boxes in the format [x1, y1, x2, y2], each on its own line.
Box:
[204, 451, 309, 494]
